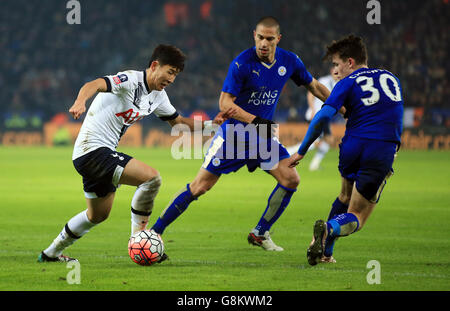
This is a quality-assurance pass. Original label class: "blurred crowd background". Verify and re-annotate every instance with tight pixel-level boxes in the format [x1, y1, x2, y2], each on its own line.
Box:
[1, 0, 448, 132]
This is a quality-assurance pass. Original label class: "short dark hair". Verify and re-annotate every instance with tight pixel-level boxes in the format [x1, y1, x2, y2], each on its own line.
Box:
[256, 16, 280, 34]
[149, 44, 186, 71]
[324, 34, 368, 65]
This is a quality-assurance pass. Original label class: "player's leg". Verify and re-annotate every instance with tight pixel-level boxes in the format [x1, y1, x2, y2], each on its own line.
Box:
[248, 155, 299, 251]
[307, 139, 397, 265]
[309, 124, 332, 171]
[322, 177, 353, 260]
[309, 139, 330, 171]
[151, 168, 220, 235]
[119, 158, 161, 236]
[307, 188, 364, 266]
[309, 184, 376, 265]
[327, 140, 396, 237]
[39, 192, 115, 262]
[39, 147, 131, 262]
[151, 129, 235, 235]
[346, 184, 376, 229]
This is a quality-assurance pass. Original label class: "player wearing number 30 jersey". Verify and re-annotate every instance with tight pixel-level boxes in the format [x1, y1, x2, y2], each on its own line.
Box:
[288, 35, 404, 265]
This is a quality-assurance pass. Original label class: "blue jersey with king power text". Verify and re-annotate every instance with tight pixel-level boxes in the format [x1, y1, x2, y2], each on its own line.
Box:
[222, 47, 313, 124]
[324, 68, 404, 143]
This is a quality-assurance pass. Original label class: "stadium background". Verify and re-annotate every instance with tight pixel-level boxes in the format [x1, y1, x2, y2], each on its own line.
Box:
[0, 0, 448, 149]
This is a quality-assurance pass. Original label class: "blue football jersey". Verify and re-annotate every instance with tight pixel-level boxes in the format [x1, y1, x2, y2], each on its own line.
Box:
[222, 47, 313, 123]
[324, 68, 404, 143]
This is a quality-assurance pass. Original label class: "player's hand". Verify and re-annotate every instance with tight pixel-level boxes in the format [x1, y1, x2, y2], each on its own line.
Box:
[69, 99, 86, 120]
[287, 153, 304, 168]
[251, 116, 277, 139]
[213, 107, 237, 125]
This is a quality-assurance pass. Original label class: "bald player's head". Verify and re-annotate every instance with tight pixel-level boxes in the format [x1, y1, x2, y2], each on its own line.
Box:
[255, 16, 280, 34]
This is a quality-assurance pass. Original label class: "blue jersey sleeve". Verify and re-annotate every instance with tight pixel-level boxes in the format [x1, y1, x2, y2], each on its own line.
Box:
[290, 54, 313, 86]
[222, 60, 245, 97]
[297, 105, 337, 155]
[323, 78, 353, 111]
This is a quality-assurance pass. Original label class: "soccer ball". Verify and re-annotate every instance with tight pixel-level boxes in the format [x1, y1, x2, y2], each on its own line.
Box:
[128, 230, 164, 266]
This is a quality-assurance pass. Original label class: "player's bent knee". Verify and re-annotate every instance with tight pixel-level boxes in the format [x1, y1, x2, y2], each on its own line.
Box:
[191, 185, 209, 197]
[282, 171, 300, 189]
[87, 210, 110, 224]
[141, 174, 162, 189]
[189, 181, 213, 197]
[142, 167, 160, 184]
[288, 177, 300, 189]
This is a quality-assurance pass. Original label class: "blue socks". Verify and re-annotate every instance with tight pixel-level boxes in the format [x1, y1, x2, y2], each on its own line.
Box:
[324, 198, 348, 256]
[327, 198, 349, 221]
[255, 183, 296, 235]
[152, 184, 196, 234]
[327, 212, 359, 239]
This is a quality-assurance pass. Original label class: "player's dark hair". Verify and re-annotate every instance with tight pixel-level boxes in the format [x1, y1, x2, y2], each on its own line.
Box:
[256, 16, 281, 33]
[149, 44, 186, 71]
[324, 34, 368, 65]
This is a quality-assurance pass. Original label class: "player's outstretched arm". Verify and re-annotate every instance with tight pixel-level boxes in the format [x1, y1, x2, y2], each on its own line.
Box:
[165, 107, 236, 131]
[306, 79, 346, 116]
[219, 92, 276, 138]
[219, 92, 256, 124]
[69, 78, 107, 119]
[288, 105, 337, 168]
[305, 78, 330, 103]
[306, 90, 316, 117]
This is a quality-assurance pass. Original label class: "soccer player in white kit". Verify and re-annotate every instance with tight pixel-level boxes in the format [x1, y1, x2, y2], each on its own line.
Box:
[286, 67, 338, 171]
[38, 45, 231, 262]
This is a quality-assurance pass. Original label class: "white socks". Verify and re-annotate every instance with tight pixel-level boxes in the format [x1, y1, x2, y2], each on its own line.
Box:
[43, 176, 162, 258]
[309, 141, 330, 171]
[43, 210, 96, 258]
[130, 176, 162, 236]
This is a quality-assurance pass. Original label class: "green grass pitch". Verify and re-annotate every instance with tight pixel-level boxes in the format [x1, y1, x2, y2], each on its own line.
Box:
[0, 146, 449, 291]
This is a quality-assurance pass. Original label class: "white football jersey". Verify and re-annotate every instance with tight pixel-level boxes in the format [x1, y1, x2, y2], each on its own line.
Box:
[305, 74, 337, 121]
[72, 70, 177, 160]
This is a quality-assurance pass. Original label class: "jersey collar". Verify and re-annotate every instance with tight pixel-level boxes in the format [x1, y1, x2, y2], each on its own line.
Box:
[253, 46, 278, 69]
[143, 70, 151, 93]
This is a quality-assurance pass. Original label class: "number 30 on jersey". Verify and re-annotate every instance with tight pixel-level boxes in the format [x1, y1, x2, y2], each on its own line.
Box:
[356, 73, 402, 106]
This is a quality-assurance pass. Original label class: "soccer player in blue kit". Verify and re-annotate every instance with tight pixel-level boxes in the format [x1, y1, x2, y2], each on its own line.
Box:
[150, 16, 331, 251]
[288, 35, 404, 265]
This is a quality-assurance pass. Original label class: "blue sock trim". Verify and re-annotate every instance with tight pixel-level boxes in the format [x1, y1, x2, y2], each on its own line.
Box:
[186, 183, 198, 201]
[327, 219, 341, 236]
[277, 183, 297, 193]
[353, 215, 360, 233]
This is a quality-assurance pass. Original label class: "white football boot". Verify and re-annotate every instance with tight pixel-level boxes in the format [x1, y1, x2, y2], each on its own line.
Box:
[248, 230, 284, 251]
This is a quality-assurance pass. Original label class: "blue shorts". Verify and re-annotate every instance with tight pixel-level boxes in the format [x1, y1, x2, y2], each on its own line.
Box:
[339, 135, 397, 202]
[73, 147, 132, 198]
[202, 126, 290, 176]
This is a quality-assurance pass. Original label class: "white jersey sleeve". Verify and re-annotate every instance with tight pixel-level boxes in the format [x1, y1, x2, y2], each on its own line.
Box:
[103, 71, 139, 97]
[152, 90, 178, 120]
